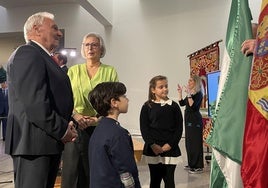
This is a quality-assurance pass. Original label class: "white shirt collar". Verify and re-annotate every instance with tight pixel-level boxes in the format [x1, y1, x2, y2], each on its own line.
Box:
[31, 40, 51, 56]
[153, 99, 172, 106]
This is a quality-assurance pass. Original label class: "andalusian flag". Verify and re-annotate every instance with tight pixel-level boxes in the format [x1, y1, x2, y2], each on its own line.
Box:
[241, 1, 268, 187]
[206, 0, 252, 187]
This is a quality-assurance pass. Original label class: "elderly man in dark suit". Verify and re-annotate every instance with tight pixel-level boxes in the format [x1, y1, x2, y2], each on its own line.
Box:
[0, 81, 8, 141]
[5, 12, 78, 188]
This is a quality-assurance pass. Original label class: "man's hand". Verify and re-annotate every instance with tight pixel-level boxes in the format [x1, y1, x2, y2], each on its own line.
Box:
[61, 121, 78, 143]
[241, 39, 256, 56]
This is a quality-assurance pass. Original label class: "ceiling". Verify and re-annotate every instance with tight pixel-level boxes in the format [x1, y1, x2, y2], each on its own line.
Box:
[0, 0, 77, 8]
[0, 1, 76, 38]
[0, 0, 112, 27]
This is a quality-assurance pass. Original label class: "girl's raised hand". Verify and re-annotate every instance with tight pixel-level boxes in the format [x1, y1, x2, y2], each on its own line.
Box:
[177, 84, 183, 100]
[177, 84, 182, 93]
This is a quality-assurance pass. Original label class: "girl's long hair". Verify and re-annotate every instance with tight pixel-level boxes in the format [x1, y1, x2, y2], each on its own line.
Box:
[146, 75, 167, 107]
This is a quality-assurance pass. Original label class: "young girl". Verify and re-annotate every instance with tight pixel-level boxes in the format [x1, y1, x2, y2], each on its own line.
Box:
[140, 75, 183, 188]
[177, 75, 204, 174]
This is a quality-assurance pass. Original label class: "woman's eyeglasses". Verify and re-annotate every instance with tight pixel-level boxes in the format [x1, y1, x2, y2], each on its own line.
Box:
[83, 43, 100, 49]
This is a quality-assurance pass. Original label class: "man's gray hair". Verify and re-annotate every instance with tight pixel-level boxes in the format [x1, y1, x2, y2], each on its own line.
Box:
[23, 12, 54, 43]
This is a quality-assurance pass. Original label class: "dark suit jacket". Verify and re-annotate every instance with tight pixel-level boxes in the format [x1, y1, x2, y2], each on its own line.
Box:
[61, 65, 68, 74]
[0, 88, 8, 116]
[5, 41, 74, 155]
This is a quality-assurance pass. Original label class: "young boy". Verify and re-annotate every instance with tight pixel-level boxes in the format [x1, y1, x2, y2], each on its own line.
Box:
[88, 82, 141, 188]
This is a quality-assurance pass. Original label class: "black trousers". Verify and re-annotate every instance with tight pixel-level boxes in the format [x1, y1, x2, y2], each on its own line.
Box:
[61, 126, 95, 188]
[185, 122, 204, 169]
[148, 163, 176, 188]
[0, 116, 7, 140]
[12, 154, 61, 188]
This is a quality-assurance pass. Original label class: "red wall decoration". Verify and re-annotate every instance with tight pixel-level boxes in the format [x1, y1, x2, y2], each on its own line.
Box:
[187, 40, 222, 109]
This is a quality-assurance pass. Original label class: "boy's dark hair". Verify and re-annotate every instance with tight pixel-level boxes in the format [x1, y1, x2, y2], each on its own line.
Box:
[89, 82, 126, 117]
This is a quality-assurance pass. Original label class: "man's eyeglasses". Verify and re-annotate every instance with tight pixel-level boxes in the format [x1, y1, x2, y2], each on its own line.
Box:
[83, 43, 100, 49]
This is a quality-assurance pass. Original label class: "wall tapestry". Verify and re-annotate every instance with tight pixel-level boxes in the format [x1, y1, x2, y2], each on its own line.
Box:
[187, 40, 222, 109]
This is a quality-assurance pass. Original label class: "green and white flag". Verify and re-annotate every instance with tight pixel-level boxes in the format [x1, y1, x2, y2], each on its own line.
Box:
[206, 0, 252, 187]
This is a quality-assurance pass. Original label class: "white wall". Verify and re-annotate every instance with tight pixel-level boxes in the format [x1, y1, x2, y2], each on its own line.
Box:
[87, 0, 113, 24]
[110, 0, 232, 133]
[0, 0, 261, 133]
[249, 0, 262, 23]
